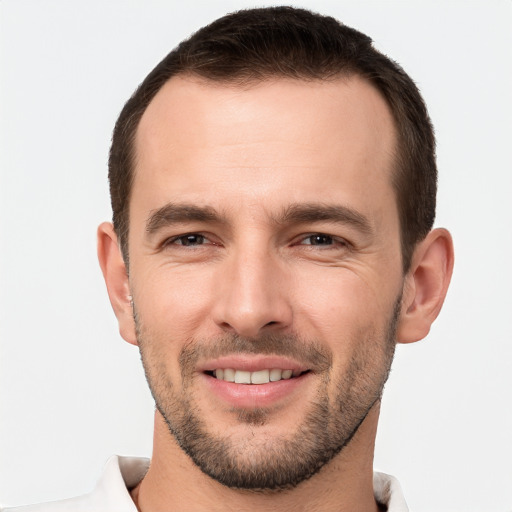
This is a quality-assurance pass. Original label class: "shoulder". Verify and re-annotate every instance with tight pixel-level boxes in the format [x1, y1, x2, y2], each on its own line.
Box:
[1, 493, 95, 512]
[1, 456, 149, 512]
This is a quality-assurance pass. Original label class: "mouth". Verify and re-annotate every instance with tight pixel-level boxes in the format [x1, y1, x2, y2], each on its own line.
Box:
[205, 368, 311, 384]
[199, 356, 313, 408]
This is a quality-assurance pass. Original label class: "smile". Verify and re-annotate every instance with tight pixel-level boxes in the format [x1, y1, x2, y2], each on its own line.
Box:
[208, 368, 308, 384]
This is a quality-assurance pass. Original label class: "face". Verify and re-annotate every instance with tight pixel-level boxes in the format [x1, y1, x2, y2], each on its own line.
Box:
[127, 76, 404, 489]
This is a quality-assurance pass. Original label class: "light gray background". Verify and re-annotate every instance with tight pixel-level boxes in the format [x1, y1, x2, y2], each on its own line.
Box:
[1, 1, 511, 510]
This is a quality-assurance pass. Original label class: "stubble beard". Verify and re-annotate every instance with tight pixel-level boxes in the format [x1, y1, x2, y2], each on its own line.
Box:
[135, 298, 400, 492]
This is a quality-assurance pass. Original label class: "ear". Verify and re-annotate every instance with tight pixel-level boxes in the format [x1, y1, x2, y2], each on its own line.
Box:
[97, 222, 137, 345]
[397, 228, 454, 344]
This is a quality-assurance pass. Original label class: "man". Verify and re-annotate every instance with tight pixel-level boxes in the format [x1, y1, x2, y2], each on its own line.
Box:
[3, 6, 453, 511]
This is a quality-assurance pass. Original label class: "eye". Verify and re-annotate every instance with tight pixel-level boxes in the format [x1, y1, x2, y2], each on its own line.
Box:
[302, 234, 335, 246]
[300, 233, 350, 247]
[168, 233, 208, 247]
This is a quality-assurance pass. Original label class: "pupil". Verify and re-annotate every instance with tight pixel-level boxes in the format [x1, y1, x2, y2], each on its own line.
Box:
[311, 234, 332, 245]
[183, 234, 203, 246]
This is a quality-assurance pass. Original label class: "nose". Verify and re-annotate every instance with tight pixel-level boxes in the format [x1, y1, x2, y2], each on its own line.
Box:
[211, 245, 293, 338]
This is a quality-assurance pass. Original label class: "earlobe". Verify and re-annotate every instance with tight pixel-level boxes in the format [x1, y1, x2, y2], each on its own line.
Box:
[97, 222, 138, 345]
[396, 228, 454, 344]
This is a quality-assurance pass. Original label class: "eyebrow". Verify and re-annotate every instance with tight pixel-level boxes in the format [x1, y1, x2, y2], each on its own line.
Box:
[276, 203, 373, 235]
[146, 203, 223, 234]
[145, 201, 373, 236]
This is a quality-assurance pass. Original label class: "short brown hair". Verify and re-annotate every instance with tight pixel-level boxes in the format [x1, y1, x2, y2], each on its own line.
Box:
[109, 6, 436, 272]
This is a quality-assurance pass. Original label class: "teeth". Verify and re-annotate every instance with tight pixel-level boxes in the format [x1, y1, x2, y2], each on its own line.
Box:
[269, 368, 282, 382]
[251, 369, 270, 384]
[223, 368, 235, 382]
[212, 368, 301, 384]
[234, 370, 251, 384]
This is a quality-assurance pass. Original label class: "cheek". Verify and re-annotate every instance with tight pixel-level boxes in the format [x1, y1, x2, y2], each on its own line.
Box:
[292, 267, 392, 340]
[132, 265, 216, 341]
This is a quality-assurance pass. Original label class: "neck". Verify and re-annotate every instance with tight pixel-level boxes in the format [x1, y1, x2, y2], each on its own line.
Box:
[131, 404, 382, 512]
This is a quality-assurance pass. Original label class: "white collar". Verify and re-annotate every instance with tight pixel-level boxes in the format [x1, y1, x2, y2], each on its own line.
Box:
[373, 471, 409, 511]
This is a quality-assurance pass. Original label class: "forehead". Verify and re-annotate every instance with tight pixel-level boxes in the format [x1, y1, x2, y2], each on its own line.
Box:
[133, 75, 397, 223]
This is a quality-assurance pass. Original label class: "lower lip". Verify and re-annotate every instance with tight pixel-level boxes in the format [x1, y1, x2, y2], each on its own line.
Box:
[202, 372, 311, 408]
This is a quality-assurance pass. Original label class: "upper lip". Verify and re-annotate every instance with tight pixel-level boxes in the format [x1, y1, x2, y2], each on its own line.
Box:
[198, 355, 310, 373]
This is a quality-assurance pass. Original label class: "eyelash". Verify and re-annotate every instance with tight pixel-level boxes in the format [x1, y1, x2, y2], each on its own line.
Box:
[164, 233, 214, 247]
[163, 232, 350, 250]
[297, 233, 349, 248]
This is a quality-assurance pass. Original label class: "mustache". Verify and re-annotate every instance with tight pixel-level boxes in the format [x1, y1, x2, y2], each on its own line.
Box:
[178, 333, 332, 375]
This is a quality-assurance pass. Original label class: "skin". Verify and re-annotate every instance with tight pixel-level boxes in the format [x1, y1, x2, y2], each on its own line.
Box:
[98, 76, 454, 512]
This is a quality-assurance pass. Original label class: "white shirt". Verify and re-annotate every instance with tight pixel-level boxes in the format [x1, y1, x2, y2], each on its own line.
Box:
[2, 456, 409, 511]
